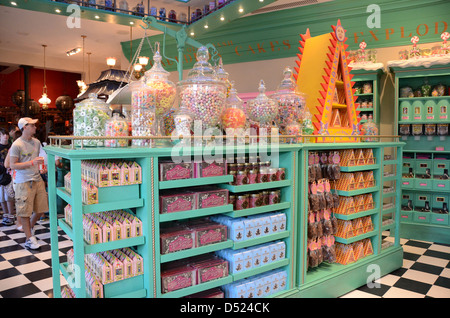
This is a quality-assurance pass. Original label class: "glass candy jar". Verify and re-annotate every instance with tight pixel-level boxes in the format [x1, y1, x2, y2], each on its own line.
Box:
[130, 74, 156, 147]
[177, 46, 227, 131]
[301, 108, 315, 142]
[247, 80, 278, 131]
[360, 118, 379, 142]
[105, 113, 129, 147]
[73, 93, 110, 147]
[221, 81, 246, 134]
[215, 58, 231, 97]
[271, 66, 306, 135]
[145, 43, 177, 134]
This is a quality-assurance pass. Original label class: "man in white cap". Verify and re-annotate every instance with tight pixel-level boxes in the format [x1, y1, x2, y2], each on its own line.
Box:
[9, 117, 48, 250]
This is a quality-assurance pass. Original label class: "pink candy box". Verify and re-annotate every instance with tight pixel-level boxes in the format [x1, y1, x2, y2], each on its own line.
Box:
[194, 160, 227, 178]
[185, 287, 224, 298]
[161, 266, 196, 294]
[160, 226, 195, 254]
[196, 188, 229, 209]
[189, 222, 228, 247]
[159, 191, 197, 214]
[191, 257, 229, 284]
[159, 161, 193, 181]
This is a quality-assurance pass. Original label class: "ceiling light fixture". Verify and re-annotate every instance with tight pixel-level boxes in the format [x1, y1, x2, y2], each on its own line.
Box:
[204, 25, 208, 29]
[220, 16, 225, 21]
[38, 44, 51, 109]
[55, 9, 61, 13]
[239, 8, 244, 13]
[130, 21, 134, 25]
[66, 47, 82, 56]
[95, 15, 100, 19]
[10, 2, 17, 6]
[106, 57, 117, 68]
[77, 35, 87, 96]
[190, 32, 195, 36]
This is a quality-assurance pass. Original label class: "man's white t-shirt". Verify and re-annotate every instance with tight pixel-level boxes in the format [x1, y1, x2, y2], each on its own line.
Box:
[9, 137, 41, 183]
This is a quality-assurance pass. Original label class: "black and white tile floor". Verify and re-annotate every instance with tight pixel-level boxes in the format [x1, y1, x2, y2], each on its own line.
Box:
[0, 219, 449, 298]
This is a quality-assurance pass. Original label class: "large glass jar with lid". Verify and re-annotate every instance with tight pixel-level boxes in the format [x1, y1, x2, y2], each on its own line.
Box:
[247, 80, 278, 132]
[145, 42, 177, 134]
[130, 73, 156, 147]
[105, 112, 129, 147]
[221, 81, 246, 134]
[271, 66, 306, 135]
[177, 46, 227, 132]
[215, 58, 231, 98]
[73, 93, 110, 147]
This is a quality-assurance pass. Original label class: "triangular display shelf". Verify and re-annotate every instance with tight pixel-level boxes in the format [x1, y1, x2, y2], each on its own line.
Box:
[294, 20, 360, 142]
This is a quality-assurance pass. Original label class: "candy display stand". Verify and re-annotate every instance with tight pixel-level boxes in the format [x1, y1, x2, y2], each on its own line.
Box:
[390, 61, 450, 244]
[45, 136, 403, 298]
[294, 20, 360, 142]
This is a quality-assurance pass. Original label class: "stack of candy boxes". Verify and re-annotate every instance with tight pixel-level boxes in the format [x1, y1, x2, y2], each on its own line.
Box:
[67, 247, 144, 298]
[160, 254, 229, 294]
[159, 159, 227, 181]
[160, 218, 228, 255]
[335, 239, 374, 265]
[223, 269, 287, 298]
[210, 213, 286, 242]
[82, 210, 143, 245]
[216, 241, 286, 274]
[64, 160, 142, 205]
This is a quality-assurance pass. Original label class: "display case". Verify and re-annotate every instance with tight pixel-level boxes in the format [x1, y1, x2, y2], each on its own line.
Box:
[45, 140, 403, 298]
[390, 62, 450, 244]
[350, 68, 384, 128]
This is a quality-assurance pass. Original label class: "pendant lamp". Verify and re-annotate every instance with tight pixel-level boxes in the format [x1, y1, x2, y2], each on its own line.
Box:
[38, 44, 51, 109]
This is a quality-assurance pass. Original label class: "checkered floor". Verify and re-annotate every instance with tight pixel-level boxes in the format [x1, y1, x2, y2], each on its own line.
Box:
[0, 218, 449, 298]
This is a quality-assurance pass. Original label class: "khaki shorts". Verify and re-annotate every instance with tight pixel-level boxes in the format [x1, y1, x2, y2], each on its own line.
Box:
[15, 180, 49, 217]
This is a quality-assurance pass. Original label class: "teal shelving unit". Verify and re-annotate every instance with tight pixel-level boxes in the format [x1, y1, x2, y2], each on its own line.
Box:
[390, 62, 450, 244]
[293, 142, 404, 298]
[45, 141, 403, 298]
[351, 68, 384, 126]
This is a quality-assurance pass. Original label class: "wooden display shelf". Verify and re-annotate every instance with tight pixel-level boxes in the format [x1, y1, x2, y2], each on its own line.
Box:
[334, 230, 378, 244]
[334, 208, 378, 220]
[336, 186, 378, 196]
[339, 164, 379, 172]
[232, 231, 290, 250]
[160, 240, 234, 263]
[159, 204, 233, 223]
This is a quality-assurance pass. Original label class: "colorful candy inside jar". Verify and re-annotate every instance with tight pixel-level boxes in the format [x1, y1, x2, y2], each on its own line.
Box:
[247, 80, 278, 132]
[177, 46, 227, 131]
[73, 93, 110, 147]
[105, 113, 129, 147]
[144, 42, 177, 137]
[271, 66, 306, 136]
[130, 79, 156, 147]
[221, 81, 246, 134]
[360, 118, 378, 142]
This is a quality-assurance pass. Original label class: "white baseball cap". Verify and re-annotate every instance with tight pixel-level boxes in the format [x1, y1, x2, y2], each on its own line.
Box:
[18, 117, 38, 130]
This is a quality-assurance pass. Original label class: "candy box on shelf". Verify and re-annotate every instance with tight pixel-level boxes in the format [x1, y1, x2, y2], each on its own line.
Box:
[159, 190, 197, 214]
[161, 265, 196, 294]
[189, 222, 228, 247]
[159, 160, 194, 181]
[191, 257, 229, 284]
[160, 226, 195, 255]
[185, 287, 224, 298]
[194, 160, 227, 178]
[196, 187, 229, 209]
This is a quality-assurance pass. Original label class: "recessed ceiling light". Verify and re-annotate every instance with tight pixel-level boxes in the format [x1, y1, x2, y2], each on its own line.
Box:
[239, 8, 244, 13]
[130, 21, 134, 25]
[204, 25, 208, 29]
[220, 16, 225, 21]
[55, 9, 61, 13]
[190, 32, 194, 36]
[259, 0, 264, 2]
[95, 15, 100, 19]
[10, 1, 17, 5]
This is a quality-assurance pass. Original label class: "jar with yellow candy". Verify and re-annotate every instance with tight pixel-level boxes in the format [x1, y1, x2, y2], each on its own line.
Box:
[215, 58, 231, 98]
[144, 42, 177, 136]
